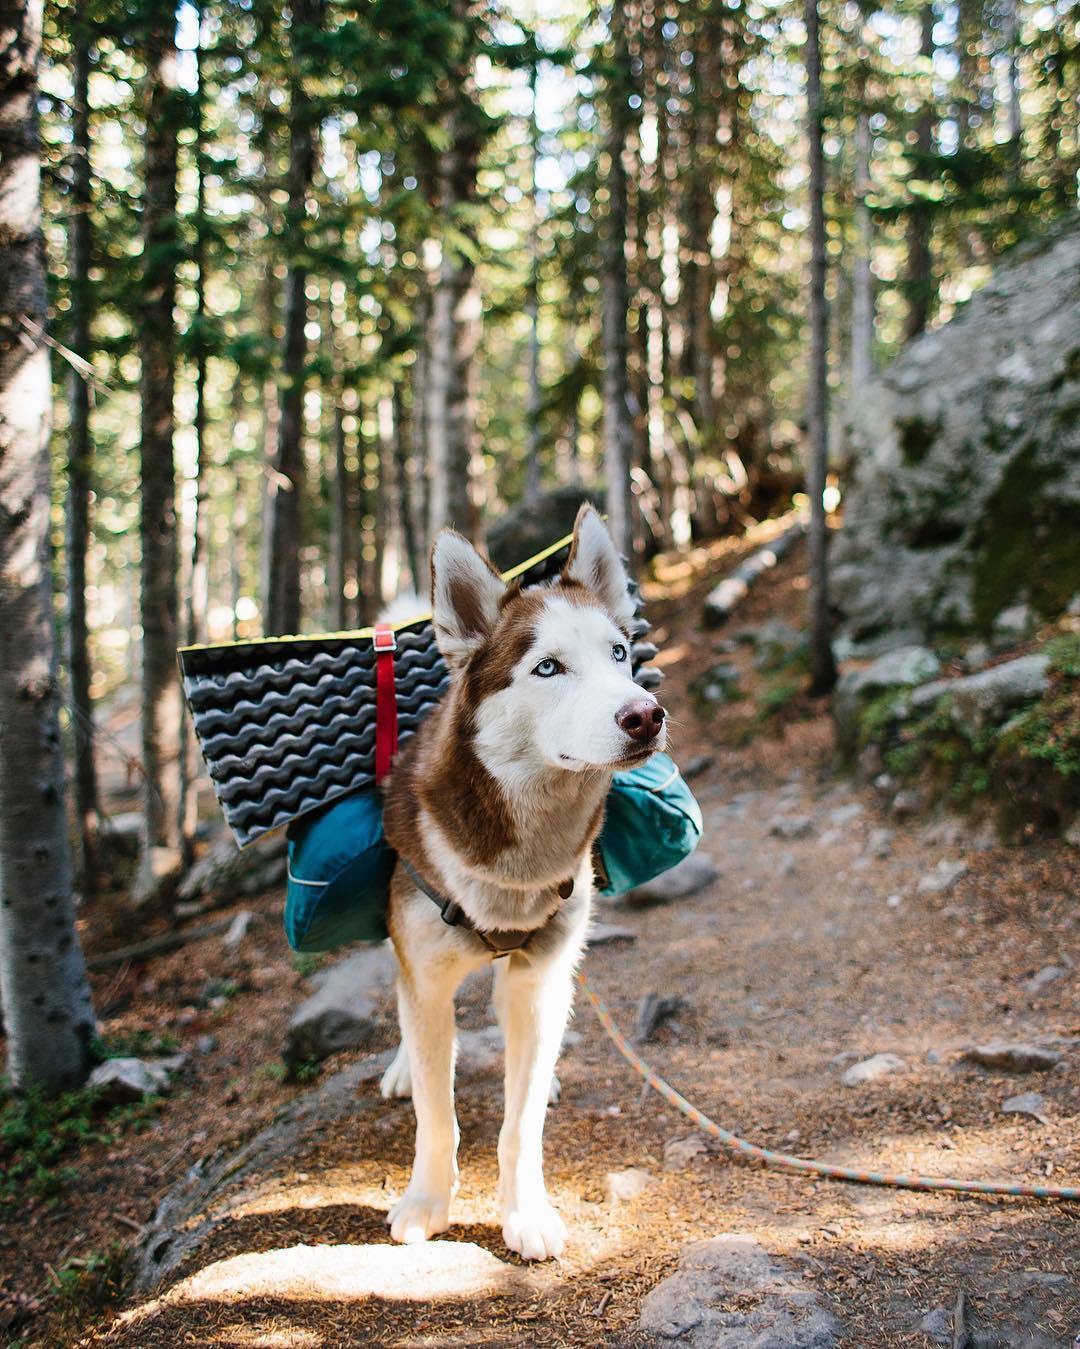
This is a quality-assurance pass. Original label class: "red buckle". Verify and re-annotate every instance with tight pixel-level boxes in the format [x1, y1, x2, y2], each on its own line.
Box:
[373, 623, 396, 652]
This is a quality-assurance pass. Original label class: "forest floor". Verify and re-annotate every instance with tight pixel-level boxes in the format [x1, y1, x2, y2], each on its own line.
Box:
[3, 528, 1079, 1348]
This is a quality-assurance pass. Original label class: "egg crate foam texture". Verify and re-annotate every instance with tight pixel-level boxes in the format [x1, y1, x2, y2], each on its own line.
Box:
[180, 531, 661, 848]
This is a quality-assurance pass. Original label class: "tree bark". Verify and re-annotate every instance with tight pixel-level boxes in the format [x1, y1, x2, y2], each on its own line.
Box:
[804, 0, 836, 694]
[266, 0, 321, 635]
[426, 103, 481, 544]
[850, 107, 874, 400]
[65, 14, 99, 894]
[903, 3, 935, 342]
[0, 0, 96, 1094]
[137, 5, 182, 896]
[601, 0, 637, 561]
[523, 62, 543, 505]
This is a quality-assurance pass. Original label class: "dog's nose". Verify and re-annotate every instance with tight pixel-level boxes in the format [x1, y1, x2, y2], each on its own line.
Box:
[616, 698, 665, 743]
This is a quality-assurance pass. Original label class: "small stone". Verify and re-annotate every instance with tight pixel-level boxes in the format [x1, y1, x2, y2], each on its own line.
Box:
[873, 772, 895, 794]
[829, 802, 864, 826]
[284, 946, 395, 1068]
[194, 1034, 218, 1056]
[1001, 1091, 1049, 1122]
[866, 827, 894, 858]
[842, 1052, 907, 1087]
[916, 859, 969, 894]
[891, 789, 921, 817]
[588, 922, 637, 946]
[926, 1048, 942, 1063]
[886, 893, 903, 908]
[767, 814, 814, 840]
[776, 851, 797, 878]
[965, 1041, 1063, 1073]
[817, 827, 844, 848]
[624, 853, 719, 907]
[1064, 818, 1080, 849]
[88, 1057, 172, 1102]
[663, 1135, 709, 1171]
[605, 1168, 655, 1202]
[1025, 965, 1065, 993]
[223, 909, 255, 949]
[682, 754, 714, 780]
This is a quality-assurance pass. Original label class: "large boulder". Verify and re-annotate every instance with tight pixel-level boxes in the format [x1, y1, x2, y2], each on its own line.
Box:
[833, 216, 1080, 643]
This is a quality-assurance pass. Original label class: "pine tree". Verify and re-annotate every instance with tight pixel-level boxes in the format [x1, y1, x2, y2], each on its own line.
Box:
[0, 0, 96, 1094]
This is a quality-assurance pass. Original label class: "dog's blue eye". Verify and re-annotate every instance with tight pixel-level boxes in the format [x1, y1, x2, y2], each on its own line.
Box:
[612, 643, 627, 662]
[533, 658, 563, 678]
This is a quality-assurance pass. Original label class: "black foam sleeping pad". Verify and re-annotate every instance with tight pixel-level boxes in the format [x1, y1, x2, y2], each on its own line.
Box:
[180, 538, 661, 849]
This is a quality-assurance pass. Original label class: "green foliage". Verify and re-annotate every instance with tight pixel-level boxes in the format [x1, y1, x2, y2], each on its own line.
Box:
[291, 951, 328, 979]
[47, 1242, 128, 1329]
[0, 1083, 157, 1212]
[91, 1030, 179, 1062]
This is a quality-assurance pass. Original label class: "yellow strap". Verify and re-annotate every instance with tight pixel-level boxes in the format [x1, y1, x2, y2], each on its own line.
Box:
[178, 528, 577, 656]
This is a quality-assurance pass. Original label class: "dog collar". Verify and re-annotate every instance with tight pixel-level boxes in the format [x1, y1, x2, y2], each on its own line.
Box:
[399, 858, 573, 959]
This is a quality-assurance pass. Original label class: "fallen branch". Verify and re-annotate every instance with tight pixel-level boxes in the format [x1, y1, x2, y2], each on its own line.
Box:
[87, 916, 233, 971]
[703, 515, 807, 627]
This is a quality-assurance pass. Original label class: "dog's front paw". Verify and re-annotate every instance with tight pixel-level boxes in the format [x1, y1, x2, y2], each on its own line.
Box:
[387, 1188, 451, 1244]
[379, 1045, 412, 1100]
[502, 1199, 567, 1261]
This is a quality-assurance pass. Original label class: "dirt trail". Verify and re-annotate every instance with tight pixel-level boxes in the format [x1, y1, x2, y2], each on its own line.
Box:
[39, 541, 1080, 1346]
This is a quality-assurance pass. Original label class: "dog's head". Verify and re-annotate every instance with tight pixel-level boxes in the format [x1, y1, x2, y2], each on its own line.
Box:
[431, 504, 666, 775]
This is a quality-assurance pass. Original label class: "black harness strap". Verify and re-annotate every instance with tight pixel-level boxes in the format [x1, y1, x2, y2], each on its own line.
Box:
[399, 858, 573, 959]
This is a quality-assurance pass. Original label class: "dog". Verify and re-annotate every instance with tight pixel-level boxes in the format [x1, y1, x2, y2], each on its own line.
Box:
[379, 504, 667, 1261]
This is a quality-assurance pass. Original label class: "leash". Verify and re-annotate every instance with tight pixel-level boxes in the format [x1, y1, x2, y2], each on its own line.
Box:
[576, 972, 1080, 1202]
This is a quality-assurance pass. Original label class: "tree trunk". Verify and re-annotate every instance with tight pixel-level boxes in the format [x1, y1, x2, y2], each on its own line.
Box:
[804, 0, 836, 695]
[392, 383, 421, 593]
[903, 3, 935, 342]
[266, 0, 320, 635]
[426, 104, 481, 544]
[1002, 0, 1022, 179]
[137, 6, 182, 898]
[0, 0, 96, 1094]
[850, 107, 874, 400]
[65, 15, 99, 895]
[601, 0, 637, 561]
[523, 63, 543, 505]
[179, 20, 209, 869]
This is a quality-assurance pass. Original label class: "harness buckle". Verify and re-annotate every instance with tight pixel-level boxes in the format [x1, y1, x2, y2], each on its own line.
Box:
[373, 624, 397, 653]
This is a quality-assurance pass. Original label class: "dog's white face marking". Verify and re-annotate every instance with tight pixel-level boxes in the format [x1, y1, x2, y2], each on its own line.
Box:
[474, 594, 666, 784]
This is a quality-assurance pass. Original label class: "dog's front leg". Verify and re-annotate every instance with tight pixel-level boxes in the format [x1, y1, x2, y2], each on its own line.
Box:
[387, 961, 462, 1245]
[495, 956, 573, 1260]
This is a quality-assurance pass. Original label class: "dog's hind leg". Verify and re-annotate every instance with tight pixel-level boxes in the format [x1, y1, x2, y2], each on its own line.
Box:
[379, 1043, 412, 1099]
[387, 957, 467, 1245]
[495, 956, 573, 1261]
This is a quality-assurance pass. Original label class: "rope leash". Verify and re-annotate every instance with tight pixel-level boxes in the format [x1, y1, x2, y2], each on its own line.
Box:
[576, 972, 1080, 1203]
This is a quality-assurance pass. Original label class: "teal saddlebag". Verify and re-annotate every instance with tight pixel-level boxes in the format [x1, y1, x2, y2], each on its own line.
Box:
[595, 752, 702, 897]
[284, 792, 393, 951]
[283, 751, 702, 951]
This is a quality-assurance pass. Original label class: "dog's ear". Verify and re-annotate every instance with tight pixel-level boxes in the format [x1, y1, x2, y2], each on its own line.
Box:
[562, 504, 635, 625]
[431, 530, 505, 668]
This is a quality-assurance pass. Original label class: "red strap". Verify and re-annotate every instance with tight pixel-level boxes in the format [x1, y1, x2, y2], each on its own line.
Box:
[374, 623, 398, 784]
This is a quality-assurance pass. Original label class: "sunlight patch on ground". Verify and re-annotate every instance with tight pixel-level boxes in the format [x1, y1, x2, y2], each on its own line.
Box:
[210, 1326, 323, 1348]
[118, 1242, 530, 1324]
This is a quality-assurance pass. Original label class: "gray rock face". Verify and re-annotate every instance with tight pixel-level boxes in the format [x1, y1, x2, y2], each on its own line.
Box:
[283, 946, 395, 1068]
[88, 1057, 173, 1102]
[177, 830, 286, 904]
[833, 216, 1080, 642]
[639, 1234, 842, 1346]
[833, 646, 940, 752]
[624, 853, 719, 907]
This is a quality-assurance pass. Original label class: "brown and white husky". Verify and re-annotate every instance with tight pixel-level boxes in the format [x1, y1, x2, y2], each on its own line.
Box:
[379, 504, 667, 1261]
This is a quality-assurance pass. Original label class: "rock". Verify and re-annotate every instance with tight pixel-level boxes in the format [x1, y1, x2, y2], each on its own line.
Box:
[890, 789, 922, 817]
[624, 853, 719, 907]
[916, 859, 969, 894]
[485, 483, 606, 571]
[841, 1052, 907, 1087]
[283, 946, 395, 1069]
[663, 1135, 709, 1172]
[828, 802, 864, 826]
[940, 654, 1051, 735]
[638, 1233, 842, 1346]
[222, 909, 255, 949]
[833, 646, 941, 753]
[1001, 1091, 1049, 1122]
[177, 831, 286, 904]
[817, 828, 844, 849]
[194, 1034, 218, 1056]
[776, 851, 797, 878]
[866, 827, 894, 858]
[88, 1057, 173, 1102]
[1065, 817, 1080, 848]
[965, 1042, 1063, 1073]
[691, 663, 742, 705]
[1025, 965, 1065, 993]
[588, 922, 637, 946]
[605, 1168, 655, 1202]
[682, 754, 714, 780]
[750, 619, 805, 672]
[767, 814, 814, 840]
[961, 641, 991, 671]
[992, 602, 1036, 647]
[833, 217, 1080, 644]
